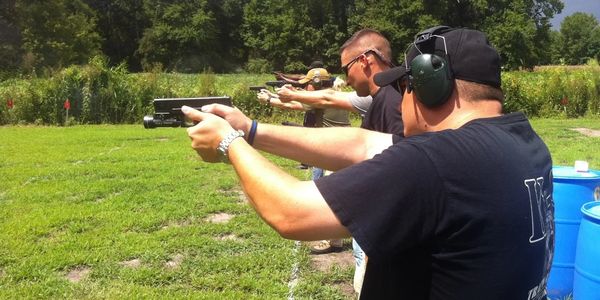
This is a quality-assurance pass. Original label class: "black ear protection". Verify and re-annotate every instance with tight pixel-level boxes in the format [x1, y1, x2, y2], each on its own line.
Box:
[405, 26, 454, 107]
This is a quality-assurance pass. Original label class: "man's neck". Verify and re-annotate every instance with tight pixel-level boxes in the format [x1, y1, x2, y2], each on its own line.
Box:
[430, 99, 502, 131]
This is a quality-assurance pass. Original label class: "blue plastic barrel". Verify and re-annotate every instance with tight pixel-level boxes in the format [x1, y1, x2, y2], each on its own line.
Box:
[574, 201, 600, 300]
[547, 166, 600, 299]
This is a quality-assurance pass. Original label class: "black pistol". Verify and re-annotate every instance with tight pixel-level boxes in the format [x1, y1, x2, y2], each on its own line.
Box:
[249, 86, 267, 91]
[143, 96, 232, 128]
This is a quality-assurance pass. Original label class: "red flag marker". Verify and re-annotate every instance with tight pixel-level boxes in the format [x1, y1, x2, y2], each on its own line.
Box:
[7, 99, 14, 109]
[64, 99, 71, 110]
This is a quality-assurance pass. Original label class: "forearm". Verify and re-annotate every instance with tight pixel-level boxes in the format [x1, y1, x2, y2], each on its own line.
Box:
[281, 90, 356, 112]
[228, 139, 350, 240]
[269, 99, 306, 111]
[252, 124, 393, 170]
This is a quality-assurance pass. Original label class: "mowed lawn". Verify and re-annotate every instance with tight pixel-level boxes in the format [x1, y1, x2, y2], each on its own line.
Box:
[0, 117, 599, 299]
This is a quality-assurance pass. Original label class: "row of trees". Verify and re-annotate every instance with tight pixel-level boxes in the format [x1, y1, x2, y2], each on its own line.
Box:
[1, 0, 599, 76]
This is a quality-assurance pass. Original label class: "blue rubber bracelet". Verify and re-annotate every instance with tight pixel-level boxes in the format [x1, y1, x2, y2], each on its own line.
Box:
[247, 120, 258, 145]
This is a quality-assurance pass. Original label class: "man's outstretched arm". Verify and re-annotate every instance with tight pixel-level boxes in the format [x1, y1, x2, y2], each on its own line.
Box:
[277, 87, 357, 112]
[201, 104, 393, 171]
[183, 106, 350, 240]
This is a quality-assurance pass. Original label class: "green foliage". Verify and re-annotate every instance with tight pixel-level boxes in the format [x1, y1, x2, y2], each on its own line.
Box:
[83, 0, 150, 72]
[485, 8, 539, 70]
[13, 0, 101, 71]
[2, 68, 599, 125]
[0, 0, 576, 75]
[245, 58, 273, 74]
[242, 0, 348, 72]
[0, 17, 22, 78]
[348, 0, 563, 69]
[502, 66, 600, 117]
[138, 0, 219, 73]
[558, 13, 600, 65]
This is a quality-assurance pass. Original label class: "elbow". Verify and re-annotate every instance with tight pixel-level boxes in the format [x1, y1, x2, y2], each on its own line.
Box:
[269, 215, 302, 240]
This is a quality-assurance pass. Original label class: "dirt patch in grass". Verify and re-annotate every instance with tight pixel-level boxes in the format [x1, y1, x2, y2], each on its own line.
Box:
[215, 233, 242, 242]
[571, 128, 600, 137]
[164, 254, 185, 269]
[218, 188, 248, 204]
[0, 268, 5, 278]
[237, 190, 248, 204]
[309, 250, 355, 272]
[120, 258, 142, 268]
[334, 280, 357, 299]
[205, 212, 234, 224]
[160, 216, 201, 230]
[65, 266, 91, 283]
[308, 246, 356, 298]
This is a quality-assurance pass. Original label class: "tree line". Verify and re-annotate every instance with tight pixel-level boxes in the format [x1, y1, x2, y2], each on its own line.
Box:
[0, 0, 599, 77]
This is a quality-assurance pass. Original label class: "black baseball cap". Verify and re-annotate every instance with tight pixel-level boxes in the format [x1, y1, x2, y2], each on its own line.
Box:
[374, 27, 501, 89]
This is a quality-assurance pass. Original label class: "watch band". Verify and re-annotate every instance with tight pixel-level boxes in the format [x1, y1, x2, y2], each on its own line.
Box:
[217, 130, 245, 163]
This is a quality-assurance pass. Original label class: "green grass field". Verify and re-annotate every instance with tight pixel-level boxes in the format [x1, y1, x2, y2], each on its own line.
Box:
[0, 117, 598, 299]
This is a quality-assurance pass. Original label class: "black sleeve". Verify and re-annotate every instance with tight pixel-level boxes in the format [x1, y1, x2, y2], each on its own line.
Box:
[383, 93, 404, 136]
[315, 142, 445, 259]
[392, 133, 404, 143]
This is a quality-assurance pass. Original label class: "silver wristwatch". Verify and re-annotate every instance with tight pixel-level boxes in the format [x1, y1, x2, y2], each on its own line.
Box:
[217, 130, 245, 163]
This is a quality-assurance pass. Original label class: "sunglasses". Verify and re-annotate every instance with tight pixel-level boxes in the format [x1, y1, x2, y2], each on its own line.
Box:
[341, 49, 394, 76]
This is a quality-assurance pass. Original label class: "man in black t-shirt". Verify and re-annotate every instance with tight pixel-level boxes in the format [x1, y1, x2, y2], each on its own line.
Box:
[183, 27, 554, 300]
[339, 29, 404, 135]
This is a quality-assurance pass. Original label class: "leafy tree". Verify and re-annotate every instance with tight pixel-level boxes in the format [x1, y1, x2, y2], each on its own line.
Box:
[0, 17, 22, 77]
[207, 0, 252, 71]
[484, 7, 539, 70]
[549, 29, 564, 64]
[137, 0, 220, 73]
[84, 0, 149, 71]
[559, 12, 600, 64]
[242, 0, 350, 72]
[592, 27, 600, 62]
[14, 0, 101, 70]
[348, 0, 563, 69]
[348, 0, 432, 64]
[0, 0, 22, 76]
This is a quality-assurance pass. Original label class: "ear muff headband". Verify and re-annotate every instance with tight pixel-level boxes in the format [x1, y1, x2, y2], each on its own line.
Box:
[405, 32, 454, 107]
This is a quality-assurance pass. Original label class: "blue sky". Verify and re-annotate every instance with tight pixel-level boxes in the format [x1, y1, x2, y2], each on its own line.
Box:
[550, 0, 600, 29]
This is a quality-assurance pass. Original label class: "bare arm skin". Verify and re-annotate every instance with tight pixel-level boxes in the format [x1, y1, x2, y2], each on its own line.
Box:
[201, 104, 393, 171]
[277, 86, 357, 112]
[257, 89, 306, 111]
[183, 106, 350, 240]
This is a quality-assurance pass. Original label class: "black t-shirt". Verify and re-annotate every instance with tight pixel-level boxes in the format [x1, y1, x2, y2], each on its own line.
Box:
[315, 113, 554, 300]
[361, 85, 404, 135]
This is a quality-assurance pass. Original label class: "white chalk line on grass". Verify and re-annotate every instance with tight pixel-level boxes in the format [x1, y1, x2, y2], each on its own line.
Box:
[287, 169, 312, 299]
[287, 240, 302, 300]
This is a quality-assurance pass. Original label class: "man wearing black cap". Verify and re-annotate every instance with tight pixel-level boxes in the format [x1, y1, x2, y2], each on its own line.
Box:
[182, 26, 554, 299]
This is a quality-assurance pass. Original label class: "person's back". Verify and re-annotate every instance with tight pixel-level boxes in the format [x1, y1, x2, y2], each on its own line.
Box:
[355, 112, 553, 299]
[316, 108, 350, 128]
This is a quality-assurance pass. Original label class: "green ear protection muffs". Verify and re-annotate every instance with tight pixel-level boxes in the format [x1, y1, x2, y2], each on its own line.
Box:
[406, 26, 454, 107]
